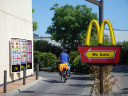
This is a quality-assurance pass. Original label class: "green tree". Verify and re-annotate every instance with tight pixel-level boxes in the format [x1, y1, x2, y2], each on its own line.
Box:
[117, 41, 128, 63]
[46, 4, 98, 51]
[32, 9, 38, 37]
[34, 40, 62, 57]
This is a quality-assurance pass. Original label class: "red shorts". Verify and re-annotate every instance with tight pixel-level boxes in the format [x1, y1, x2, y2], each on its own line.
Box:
[59, 63, 69, 72]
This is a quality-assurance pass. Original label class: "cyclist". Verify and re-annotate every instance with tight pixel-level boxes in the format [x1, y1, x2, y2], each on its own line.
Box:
[58, 49, 69, 77]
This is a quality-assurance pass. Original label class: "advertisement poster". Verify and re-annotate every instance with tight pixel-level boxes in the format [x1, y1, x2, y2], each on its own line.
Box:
[20, 39, 27, 70]
[27, 40, 32, 69]
[11, 38, 21, 72]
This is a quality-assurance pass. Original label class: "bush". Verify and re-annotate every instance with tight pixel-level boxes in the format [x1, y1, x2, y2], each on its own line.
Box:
[34, 51, 41, 70]
[34, 51, 41, 63]
[45, 67, 52, 71]
[69, 51, 79, 64]
[40, 52, 57, 71]
[34, 51, 57, 71]
[72, 55, 90, 73]
[69, 51, 80, 72]
[117, 41, 128, 63]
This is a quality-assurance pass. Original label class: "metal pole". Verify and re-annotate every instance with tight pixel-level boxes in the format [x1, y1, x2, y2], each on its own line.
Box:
[98, 44, 104, 95]
[23, 67, 26, 85]
[99, 0, 104, 95]
[86, 0, 104, 94]
[4, 70, 7, 93]
[99, 0, 103, 26]
[100, 65, 104, 95]
[37, 63, 39, 79]
[36, 63, 39, 80]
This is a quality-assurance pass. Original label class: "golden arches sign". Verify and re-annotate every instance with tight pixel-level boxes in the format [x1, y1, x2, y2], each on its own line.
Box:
[85, 19, 116, 46]
[78, 19, 121, 64]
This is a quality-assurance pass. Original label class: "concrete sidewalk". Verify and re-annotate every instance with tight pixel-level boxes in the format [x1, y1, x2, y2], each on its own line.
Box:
[0, 75, 39, 96]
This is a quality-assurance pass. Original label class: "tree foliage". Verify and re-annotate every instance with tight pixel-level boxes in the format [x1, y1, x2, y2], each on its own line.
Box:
[80, 33, 111, 46]
[34, 40, 62, 57]
[117, 41, 128, 63]
[69, 51, 79, 65]
[46, 4, 98, 51]
[32, 9, 38, 32]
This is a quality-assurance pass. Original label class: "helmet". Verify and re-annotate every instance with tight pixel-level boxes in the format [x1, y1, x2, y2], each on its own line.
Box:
[62, 49, 67, 52]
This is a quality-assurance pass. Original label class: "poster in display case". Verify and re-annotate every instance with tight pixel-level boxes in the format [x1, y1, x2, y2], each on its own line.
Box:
[20, 39, 27, 70]
[11, 38, 21, 72]
[27, 40, 32, 69]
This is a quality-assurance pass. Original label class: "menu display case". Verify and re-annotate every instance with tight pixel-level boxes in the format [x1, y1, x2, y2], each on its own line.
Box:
[11, 38, 32, 72]
[27, 40, 32, 69]
[11, 38, 21, 72]
[20, 39, 27, 70]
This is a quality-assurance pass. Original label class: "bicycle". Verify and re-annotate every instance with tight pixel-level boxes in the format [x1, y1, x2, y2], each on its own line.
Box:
[57, 61, 70, 83]
[60, 68, 68, 83]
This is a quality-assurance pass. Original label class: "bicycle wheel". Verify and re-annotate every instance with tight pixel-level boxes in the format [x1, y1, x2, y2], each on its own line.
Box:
[61, 75, 63, 82]
[63, 74, 66, 83]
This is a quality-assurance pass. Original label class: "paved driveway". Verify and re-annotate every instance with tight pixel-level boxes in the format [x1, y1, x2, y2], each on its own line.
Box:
[112, 65, 128, 95]
[10, 72, 92, 96]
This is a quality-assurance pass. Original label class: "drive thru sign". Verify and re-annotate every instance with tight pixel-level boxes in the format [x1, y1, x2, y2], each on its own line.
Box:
[78, 46, 121, 63]
[78, 19, 122, 95]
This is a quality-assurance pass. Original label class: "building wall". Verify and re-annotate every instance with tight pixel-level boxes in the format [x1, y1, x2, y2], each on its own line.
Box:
[104, 29, 128, 43]
[0, 0, 33, 85]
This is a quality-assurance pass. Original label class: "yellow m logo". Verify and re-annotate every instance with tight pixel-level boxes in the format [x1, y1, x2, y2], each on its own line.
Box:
[21, 65, 24, 69]
[27, 64, 30, 68]
[14, 67, 18, 71]
[85, 19, 116, 46]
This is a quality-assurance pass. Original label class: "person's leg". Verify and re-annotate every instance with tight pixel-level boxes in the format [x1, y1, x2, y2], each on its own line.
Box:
[59, 64, 63, 75]
[67, 66, 70, 76]
[65, 63, 69, 70]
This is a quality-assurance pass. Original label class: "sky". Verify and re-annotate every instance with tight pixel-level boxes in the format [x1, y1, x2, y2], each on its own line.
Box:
[32, 0, 128, 37]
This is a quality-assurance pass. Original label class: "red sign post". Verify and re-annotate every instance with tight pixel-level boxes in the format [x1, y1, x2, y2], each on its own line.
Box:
[78, 46, 121, 64]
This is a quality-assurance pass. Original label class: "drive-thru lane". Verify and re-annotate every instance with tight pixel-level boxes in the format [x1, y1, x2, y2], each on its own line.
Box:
[11, 71, 92, 96]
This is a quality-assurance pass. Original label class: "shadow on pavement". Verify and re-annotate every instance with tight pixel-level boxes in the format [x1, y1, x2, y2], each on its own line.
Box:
[120, 88, 128, 94]
[112, 65, 128, 74]
[67, 84, 90, 88]
[71, 72, 89, 75]
[19, 92, 89, 96]
[19, 91, 35, 93]
[43, 80, 60, 83]
[70, 76, 90, 81]
[122, 88, 128, 90]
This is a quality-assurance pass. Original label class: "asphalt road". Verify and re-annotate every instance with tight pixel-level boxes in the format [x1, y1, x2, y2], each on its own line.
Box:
[112, 65, 128, 95]
[12, 72, 92, 96]
[4, 65, 128, 96]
